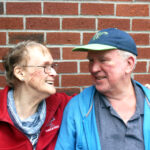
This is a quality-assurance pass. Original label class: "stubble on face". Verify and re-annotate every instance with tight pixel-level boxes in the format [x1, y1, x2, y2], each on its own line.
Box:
[88, 50, 128, 95]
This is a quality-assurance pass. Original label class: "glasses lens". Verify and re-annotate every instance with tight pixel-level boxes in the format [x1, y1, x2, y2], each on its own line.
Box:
[45, 64, 58, 73]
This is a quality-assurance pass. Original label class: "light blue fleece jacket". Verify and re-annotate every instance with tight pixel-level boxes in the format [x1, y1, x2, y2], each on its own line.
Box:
[55, 81, 150, 150]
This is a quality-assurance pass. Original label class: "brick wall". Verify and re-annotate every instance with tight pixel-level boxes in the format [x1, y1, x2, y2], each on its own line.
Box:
[0, 0, 150, 95]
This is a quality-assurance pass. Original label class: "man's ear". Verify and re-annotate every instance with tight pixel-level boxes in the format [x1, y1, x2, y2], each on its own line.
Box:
[13, 66, 25, 81]
[125, 56, 135, 74]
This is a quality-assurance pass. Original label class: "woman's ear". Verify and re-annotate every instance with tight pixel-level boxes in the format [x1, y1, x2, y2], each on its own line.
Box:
[13, 66, 25, 81]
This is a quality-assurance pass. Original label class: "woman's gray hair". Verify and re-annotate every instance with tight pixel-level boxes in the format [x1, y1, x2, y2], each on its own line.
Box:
[2, 41, 46, 88]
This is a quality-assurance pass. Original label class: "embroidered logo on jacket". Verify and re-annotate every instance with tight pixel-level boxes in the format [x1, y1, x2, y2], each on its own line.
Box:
[45, 117, 59, 132]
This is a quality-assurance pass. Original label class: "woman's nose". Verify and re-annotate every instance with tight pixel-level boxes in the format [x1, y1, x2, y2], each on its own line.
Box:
[49, 68, 57, 76]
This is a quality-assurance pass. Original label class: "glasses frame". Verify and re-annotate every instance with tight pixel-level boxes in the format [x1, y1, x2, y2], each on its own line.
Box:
[21, 63, 58, 74]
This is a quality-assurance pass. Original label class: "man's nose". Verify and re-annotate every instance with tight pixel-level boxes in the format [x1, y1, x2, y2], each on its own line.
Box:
[90, 62, 101, 73]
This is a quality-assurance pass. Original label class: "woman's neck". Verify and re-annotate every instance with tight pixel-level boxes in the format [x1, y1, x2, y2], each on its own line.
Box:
[13, 87, 46, 120]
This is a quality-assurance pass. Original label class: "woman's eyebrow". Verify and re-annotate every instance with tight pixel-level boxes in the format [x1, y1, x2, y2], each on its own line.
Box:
[86, 56, 91, 59]
[42, 61, 53, 65]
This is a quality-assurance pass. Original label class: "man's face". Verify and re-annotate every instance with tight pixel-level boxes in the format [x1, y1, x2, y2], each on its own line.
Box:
[23, 46, 57, 96]
[87, 50, 128, 94]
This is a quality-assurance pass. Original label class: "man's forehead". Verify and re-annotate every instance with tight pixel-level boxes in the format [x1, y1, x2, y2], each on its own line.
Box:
[87, 49, 119, 59]
[87, 50, 108, 57]
[88, 49, 118, 55]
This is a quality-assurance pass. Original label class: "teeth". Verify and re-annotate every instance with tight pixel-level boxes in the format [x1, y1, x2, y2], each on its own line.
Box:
[46, 81, 54, 85]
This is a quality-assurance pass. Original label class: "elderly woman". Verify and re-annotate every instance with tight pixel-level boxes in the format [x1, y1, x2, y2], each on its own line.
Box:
[0, 41, 73, 150]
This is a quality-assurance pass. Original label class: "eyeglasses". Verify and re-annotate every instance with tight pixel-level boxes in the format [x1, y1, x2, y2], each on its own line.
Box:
[22, 63, 58, 74]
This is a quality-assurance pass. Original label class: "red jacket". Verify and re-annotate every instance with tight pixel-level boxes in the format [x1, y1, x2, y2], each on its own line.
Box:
[0, 86, 74, 150]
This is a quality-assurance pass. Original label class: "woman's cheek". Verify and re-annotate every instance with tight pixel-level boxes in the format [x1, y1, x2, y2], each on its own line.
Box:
[29, 70, 45, 83]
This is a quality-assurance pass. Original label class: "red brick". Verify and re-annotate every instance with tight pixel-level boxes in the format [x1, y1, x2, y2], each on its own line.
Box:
[62, 75, 92, 86]
[131, 33, 149, 45]
[0, 48, 9, 60]
[0, 18, 23, 29]
[0, 62, 4, 71]
[56, 87, 80, 95]
[101, 0, 134, 2]
[134, 62, 147, 73]
[98, 19, 130, 30]
[0, 76, 6, 87]
[0, 3, 3, 14]
[136, 0, 150, 1]
[47, 33, 80, 45]
[44, 2, 78, 15]
[48, 47, 60, 60]
[9, 32, 44, 44]
[62, 18, 95, 30]
[6, 2, 41, 14]
[81, 3, 114, 15]
[80, 61, 89, 73]
[57, 62, 77, 73]
[0, 32, 6, 45]
[134, 74, 150, 85]
[83, 33, 95, 44]
[132, 19, 150, 31]
[54, 75, 59, 87]
[116, 4, 149, 16]
[63, 47, 87, 60]
[138, 48, 150, 59]
[26, 18, 59, 30]
[148, 65, 150, 73]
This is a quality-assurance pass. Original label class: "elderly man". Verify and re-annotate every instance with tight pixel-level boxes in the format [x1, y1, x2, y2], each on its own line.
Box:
[55, 28, 150, 150]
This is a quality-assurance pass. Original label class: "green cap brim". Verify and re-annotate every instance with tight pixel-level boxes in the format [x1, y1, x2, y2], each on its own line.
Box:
[72, 44, 117, 51]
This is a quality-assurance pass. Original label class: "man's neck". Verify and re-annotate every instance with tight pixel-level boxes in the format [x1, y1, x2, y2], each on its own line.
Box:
[104, 79, 134, 100]
[105, 80, 136, 123]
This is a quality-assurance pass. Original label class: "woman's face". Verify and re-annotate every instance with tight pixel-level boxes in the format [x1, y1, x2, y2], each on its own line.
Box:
[22, 46, 57, 96]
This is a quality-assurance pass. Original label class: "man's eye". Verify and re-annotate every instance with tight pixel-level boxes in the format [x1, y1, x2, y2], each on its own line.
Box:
[99, 58, 107, 62]
[100, 59, 106, 62]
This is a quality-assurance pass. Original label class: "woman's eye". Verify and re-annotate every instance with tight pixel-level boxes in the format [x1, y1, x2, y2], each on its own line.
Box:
[88, 59, 94, 63]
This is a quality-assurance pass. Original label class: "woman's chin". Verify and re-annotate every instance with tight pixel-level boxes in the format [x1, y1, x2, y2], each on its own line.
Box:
[48, 87, 56, 95]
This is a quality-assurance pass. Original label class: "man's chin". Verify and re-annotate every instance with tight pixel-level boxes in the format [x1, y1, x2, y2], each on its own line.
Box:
[95, 84, 107, 93]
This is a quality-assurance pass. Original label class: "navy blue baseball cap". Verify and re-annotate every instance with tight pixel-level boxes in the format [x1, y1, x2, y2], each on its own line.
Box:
[72, 28, 137, 56]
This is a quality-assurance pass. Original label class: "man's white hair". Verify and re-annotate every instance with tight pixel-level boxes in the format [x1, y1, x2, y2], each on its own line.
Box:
[117, 50, 137, 71]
